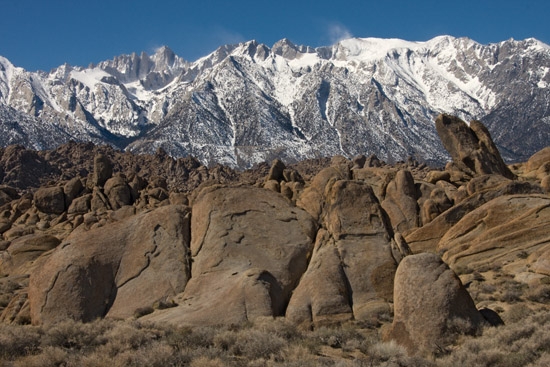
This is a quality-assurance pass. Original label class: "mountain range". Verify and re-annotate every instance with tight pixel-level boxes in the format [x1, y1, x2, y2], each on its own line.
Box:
[1, 36, 549, 168]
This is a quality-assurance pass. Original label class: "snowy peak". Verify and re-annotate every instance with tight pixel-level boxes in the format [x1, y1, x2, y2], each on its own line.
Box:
[0, 36, 549, 167]
[332, 37, 426, 62]
[151, 46, 177, 69]
[272, 39, 315, 60]
[96, 47, 187, 89]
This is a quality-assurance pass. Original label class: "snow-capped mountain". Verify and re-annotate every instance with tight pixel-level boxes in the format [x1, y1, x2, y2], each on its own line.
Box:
[1, 36, 549, 167]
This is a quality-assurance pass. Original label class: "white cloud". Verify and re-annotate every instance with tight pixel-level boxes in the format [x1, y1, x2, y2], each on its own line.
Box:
[212, 26, 246, 46]
[327, 23, 353, 44]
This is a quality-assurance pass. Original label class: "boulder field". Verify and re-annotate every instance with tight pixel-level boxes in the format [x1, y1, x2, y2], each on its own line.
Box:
[0, 114, 549, 356]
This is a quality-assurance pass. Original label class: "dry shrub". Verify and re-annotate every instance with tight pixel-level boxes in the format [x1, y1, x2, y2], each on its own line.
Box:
[307, 323, 365, 350]
[98, 321, 165, 357]
[164, 324, 217, 351]
[40, 318, 114, 351]
[189, 356, 226, 367]
[527, 352, 550, 367]
[230, 328, 287, 360]
[0, 324, 41, 359]
[12, 346, 68, 367]
[279, 344, 317, 364]
[368, 340, 407, 363]
[436, 308, 550, 367]
[0, 294, 11, 308]
[107, 342, 175, 367]
[252, 317, 300, 341]
[503, 304, 534, 324]
[525, 284, 550, 303]
[497, 279, 527, 303]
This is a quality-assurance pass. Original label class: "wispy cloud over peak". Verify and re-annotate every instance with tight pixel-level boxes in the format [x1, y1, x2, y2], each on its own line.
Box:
[327, 23, 353, 44]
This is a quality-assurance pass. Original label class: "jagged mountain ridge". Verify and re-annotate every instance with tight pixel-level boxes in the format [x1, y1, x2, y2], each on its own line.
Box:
[1, 36, 549, 167]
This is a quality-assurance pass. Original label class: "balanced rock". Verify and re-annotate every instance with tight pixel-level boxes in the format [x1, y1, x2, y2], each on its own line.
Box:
[63, 177, 83, 206]
[384, 253, 487, 356]
[104, 175, 132, 210]
[92, 153, 113, 187]
[266, 159, 286, 182]
[435, 114, 515, 179]
[33, 186, 65, 215]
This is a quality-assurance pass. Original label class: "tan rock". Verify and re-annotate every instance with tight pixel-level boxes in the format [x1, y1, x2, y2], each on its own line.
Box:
[466, 174, 511, 196]
[438, 194, 550, 274]
[0, 234, 60, 276]
[28, 205, 191, 325]
[297, 165, 350, 221]
[265, 159, 285, 182]
[525, 146, 550, 173]
[264, 179, 280, 193]
[90, 187, 110, 212]
[67, 194, 92, 215]
[92, 153, 113, 187]
[426, 170, 451, 184]
[63, 177, 83, 206]
[144, 186, 316, 326]
[406, 180, 544, 253]
[381, 170, 419, 232]
[286, 230, 353, 326]
[384, 253, 486, 356]
[541, 175, 550, 193]
[323, 180, 397, 320]
[104, 175, 132, 210]
[435, 114, 515, 179]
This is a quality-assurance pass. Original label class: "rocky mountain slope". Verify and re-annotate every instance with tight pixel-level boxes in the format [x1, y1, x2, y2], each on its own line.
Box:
[0, 114, 548, 359]
[1, 36, 549, 168]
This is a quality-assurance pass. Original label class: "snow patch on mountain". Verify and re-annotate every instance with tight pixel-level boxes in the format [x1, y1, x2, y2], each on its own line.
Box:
[1, 36, 549, 167]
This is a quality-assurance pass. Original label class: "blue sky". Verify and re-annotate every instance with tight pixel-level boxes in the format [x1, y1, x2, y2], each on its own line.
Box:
[1, 0, 549, 71]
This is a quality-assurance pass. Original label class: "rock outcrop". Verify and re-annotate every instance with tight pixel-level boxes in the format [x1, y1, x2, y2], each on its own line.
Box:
[143, 186, 317, 326]
[288, 179, 399, 325]
[435, 114, 515, 180]
[438, 194, 550, 274]
[384, 253, 487, 356]
[0, 114, 547, 362]
[28, 205, 191, 324]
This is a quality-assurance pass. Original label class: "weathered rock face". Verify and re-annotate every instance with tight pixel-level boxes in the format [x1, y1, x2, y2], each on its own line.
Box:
[0, 123, 547, 345]
[28, 205, 191, 325]
[286, 230, 354, 326]
[288, 178, 398, 325]
[525, 146, 550, 173]
[0, 234, 61, 276]
[381, 170, 419, 233]
[435, 114, 515, 179]
[438, 194, 550, 273]
[405, 178, 544, 253]
[384, 253, 487, 356]
[144, 186, 317, 326]
[297, 164, 351, 221]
